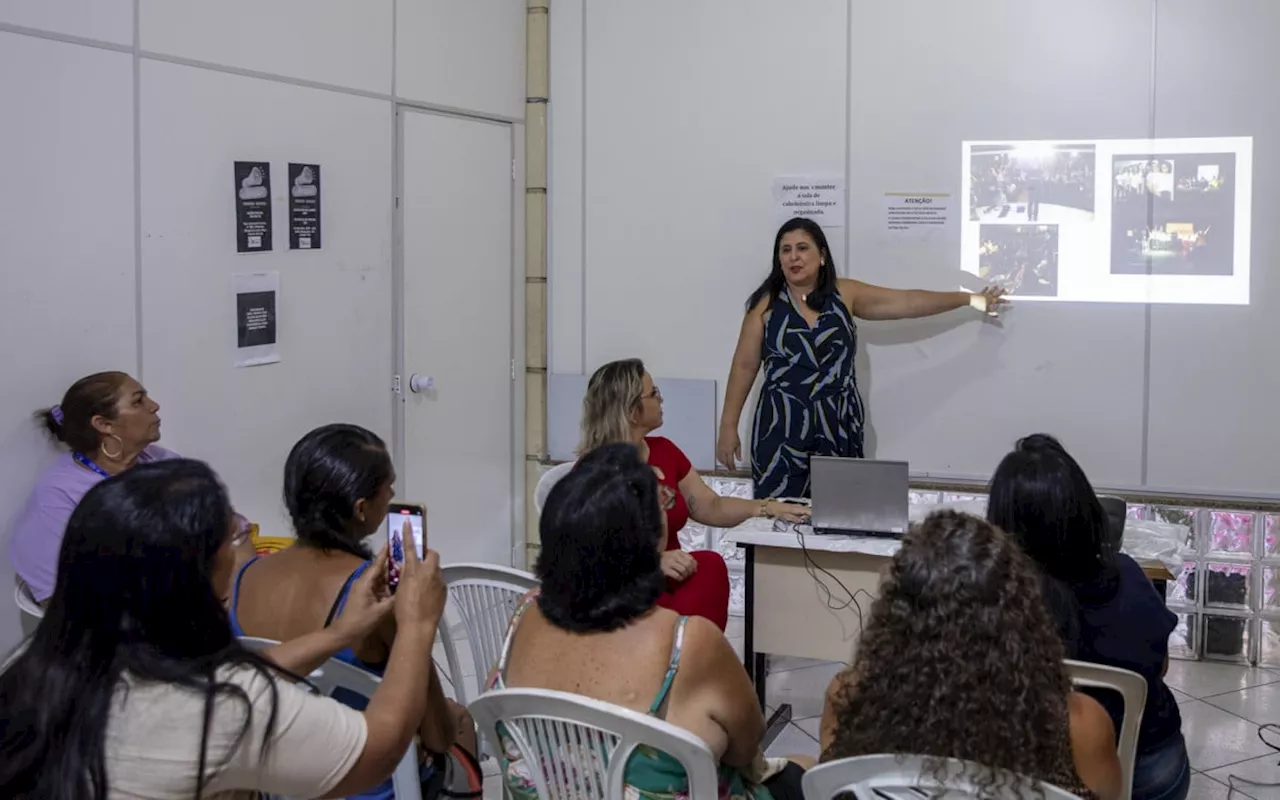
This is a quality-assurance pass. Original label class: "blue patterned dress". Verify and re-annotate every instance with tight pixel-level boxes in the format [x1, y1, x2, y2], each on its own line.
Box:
[751, 289, 864, 499]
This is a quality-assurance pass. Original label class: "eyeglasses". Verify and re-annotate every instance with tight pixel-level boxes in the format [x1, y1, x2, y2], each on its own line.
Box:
[640, 386, 662, 401]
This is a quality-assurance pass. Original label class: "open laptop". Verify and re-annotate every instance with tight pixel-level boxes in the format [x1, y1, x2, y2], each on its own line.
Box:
[810, 456, 910, 537]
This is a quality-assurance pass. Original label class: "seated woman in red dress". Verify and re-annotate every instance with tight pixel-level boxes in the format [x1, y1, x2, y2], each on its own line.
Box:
[579, 359, 810, 630]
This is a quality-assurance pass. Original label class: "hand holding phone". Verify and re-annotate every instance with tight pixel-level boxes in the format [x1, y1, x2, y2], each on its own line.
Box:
[387, 503, 426, 589]
[390, 525, 446, 631]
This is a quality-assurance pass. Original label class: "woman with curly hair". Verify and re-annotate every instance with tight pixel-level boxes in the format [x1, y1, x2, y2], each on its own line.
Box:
[818, 511, 1121, 800]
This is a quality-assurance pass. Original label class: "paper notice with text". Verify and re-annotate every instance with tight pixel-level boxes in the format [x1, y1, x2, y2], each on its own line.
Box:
[882, 192, 954, 242]
[773, 176, 845, 227]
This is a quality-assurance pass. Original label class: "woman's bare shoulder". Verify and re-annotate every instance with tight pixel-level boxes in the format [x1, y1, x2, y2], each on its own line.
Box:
[1068, 690, 1117, 742]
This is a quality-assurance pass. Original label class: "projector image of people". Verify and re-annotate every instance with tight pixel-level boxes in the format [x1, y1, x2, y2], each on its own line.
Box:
[977, 224, 1059, 297]
[1110, 152, 1236, 276]
[969, 145, 1095, 224]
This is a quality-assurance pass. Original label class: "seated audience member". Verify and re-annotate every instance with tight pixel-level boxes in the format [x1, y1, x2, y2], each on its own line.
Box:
[491, 443, 808, 799]
[820, 511, 1121, 800]
[580, 359, 809, 631]
[229, 423, 477, 799]
[10, 371, 252, 602]
[0, 459, 447, 798]
[988, 434, 1189, 800]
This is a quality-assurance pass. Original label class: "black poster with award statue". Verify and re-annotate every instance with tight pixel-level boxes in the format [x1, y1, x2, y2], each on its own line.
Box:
[288, 163, 321, 250]
[234, 161, 272, 253]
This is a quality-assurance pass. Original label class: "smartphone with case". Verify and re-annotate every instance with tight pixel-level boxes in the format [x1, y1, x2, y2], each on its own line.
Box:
[386, 502, 426, 589]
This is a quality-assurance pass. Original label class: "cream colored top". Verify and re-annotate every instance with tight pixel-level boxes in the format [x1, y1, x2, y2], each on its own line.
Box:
[104, 664, 367, 799]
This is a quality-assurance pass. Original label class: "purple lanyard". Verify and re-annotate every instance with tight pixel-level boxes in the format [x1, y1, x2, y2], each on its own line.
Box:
[72, 452, 111, 479]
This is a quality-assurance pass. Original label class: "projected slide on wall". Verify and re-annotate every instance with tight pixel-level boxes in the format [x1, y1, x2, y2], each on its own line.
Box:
[960, 137, 1253, 304]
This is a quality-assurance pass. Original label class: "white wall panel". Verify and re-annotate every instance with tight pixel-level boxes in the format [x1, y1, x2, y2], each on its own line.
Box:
[140, 0, 393, 94]
[0, 34, 136, 649]
[580, 0, 848, 390]
[0, 0, 133, 45]
[546, 0, 583, 372]
[139, 60, 393, 535]
[395, 0, 524, 118]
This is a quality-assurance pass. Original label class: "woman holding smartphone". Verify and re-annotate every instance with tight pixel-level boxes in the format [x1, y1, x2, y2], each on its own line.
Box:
[228, 423, 480, 799]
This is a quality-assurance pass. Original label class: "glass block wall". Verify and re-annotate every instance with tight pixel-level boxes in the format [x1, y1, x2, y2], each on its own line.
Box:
[684, 477, 1280, 666]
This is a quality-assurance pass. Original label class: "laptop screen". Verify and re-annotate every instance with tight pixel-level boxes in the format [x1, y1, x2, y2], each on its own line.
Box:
[810, 456, 910, 536]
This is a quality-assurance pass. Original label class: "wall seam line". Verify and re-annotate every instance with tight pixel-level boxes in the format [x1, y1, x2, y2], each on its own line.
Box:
[132, 0, 144, 379]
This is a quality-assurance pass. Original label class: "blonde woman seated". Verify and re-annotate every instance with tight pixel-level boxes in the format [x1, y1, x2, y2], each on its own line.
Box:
[581, 359, 809, 630]
[819, 511, 1122, 799]
[489, 443, 808, 799]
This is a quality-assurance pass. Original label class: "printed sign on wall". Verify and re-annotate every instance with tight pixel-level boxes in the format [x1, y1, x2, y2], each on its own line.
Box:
[288, 163, 321, 250]
[234, 161, 273, 253]
[234, 271, 280, 367]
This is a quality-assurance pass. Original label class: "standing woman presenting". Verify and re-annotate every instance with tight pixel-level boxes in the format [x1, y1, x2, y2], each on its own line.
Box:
[717, 218, 1006, 499]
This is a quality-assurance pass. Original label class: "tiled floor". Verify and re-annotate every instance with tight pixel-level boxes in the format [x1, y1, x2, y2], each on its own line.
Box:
[452, 616, 1280, 798]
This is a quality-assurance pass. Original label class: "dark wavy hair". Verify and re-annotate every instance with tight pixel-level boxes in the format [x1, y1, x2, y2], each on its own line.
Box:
[987, 434, 1114, 585]
[988, 434, 1120, 653]
[823, 511, 1090, 798]
[0, 460, 290, 799]
[535, 443, 665, 633]
[284, 423, 393, 559]
[745, 217, 839, 312]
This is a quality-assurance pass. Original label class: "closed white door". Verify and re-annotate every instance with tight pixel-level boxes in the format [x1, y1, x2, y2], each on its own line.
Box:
[398, 109, 515, 565]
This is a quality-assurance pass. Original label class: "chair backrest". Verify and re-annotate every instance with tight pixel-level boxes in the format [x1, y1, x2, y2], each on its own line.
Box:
[802, 754, 1085, 799]
[469, 687, 721, 799]
[438, 562, 539, 705]
[236, 636, 422, 800]
[533, 462, 575, 516]
[0, 638, 29, 674]
[14, 579, 44, 637]
[1065, 659, 1147, 800]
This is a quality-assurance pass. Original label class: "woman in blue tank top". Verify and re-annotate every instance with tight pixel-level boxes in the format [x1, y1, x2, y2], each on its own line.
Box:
[229, 423, 479, 799]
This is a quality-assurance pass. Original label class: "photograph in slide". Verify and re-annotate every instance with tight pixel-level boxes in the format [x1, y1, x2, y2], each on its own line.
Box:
[1111, 153, 1237, 276]
[969, 144, 1096, 224]
[977, 224, 1059, 297]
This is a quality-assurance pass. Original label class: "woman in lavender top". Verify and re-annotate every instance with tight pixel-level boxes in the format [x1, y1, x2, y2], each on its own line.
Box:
[10, 372, 185, 602]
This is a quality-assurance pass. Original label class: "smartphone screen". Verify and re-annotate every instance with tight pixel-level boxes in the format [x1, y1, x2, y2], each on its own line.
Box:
[386, 503, 425, 588]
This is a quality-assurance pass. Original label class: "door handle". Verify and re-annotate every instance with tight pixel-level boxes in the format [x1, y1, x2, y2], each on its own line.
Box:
[409, 374, 435, 393]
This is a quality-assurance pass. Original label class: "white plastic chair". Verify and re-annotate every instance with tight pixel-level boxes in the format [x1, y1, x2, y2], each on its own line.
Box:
[237, 636, 422, 800]
[802, 754, 1085, 799]
[469, 687, 720, 799]
[1066, 659, 1148, 800]
[0, 639, 28, 674]
[438, 563, 539, 705]
[533, 462, 575, 516]
[14, 579, 43, 637]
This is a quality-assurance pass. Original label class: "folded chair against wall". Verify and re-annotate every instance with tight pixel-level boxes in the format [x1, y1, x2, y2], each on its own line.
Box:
[438, 563, 539, 705]
[14, 578, 43, 637]
[237, 636, 423, 800]
[801, 754, 1084, 799]
[1066, 659, 1147, 800]
[469, 687, 721, 799]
